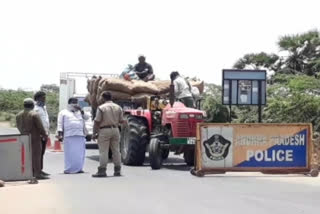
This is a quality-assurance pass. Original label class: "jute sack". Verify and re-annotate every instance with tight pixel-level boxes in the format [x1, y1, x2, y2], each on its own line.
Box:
[87, 78, 95, 94]
[93, 76, 102, 95]
[100, 78, 134, 95]
[131, 93, 153, 109]
[84, 94, 91, 105]
[131, 80, 159, 94]
[99, 90, 131, 101]
[190, 81, 204, 94]
[150, 80, 171, 94]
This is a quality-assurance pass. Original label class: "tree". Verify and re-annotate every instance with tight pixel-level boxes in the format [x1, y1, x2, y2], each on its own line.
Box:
[202, 83, 231, 123]
[278, 30, 320, 76]
[264, 75, 320, 132]
[234, 30, 320, 77]
[0, 88, 59, 131]
[233, 52, 280, 71]
[40, 84, 59, 93]
[231, 29, 320, 131]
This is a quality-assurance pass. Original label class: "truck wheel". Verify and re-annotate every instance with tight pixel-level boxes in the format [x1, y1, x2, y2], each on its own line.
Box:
[149, 138, 162, 170]
[120, 116, 149, 166]
[184, 149, 195, 166]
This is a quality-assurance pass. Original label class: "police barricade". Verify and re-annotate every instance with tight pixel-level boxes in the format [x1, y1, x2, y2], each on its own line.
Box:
[0, 133, 33, 181]
[191, 123, 319, 177]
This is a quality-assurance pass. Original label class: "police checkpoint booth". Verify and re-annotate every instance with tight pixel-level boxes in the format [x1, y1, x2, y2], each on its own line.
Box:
[0, 128, 33, 181]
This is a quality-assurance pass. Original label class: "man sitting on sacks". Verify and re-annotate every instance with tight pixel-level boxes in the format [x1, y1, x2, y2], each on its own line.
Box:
[133, 55, 155, 82]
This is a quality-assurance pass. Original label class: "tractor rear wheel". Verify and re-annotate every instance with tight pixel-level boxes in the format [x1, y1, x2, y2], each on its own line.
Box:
[184, 149, 195, 166]
[120, 115, 149, 166]
[149, 138, 162, 170]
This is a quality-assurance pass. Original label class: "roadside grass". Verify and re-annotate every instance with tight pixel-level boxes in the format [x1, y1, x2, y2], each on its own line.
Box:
[0, 111, 16, 127]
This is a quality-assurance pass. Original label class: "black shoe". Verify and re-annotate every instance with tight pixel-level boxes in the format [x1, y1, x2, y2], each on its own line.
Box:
[114, 172, 121, 177]
[41, 171, 50, 176]
[28, 177, 38, 184]
[92, 167, 107, 178]
[77, 170, 84, 174]
[92, 173, 107, 178]
[36, 175, 49, 180]
[114, 166, 121, 177]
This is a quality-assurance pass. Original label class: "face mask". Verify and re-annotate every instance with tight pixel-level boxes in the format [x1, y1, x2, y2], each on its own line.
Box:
[37, 101, 45, 107]
[68, 104, 80, 112]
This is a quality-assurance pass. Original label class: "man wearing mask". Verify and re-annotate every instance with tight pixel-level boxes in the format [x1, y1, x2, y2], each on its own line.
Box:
[170, 71, 194, 108]
[16, 98, 48, 180]
[133, 55, 155, 81]
[57, 97, 88, 174]
[34, 91, 50, 177]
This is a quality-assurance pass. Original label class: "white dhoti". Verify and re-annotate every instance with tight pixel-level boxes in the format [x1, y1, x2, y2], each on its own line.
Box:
[63, 136, 86, 173]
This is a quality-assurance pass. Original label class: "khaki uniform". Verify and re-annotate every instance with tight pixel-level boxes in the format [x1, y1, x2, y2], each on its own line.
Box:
[94, 101, 124, 169]
[16, 110, 47, 177]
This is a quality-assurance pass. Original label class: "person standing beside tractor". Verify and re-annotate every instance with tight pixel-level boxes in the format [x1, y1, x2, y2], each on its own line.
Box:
[92, 91, 125, 178]
[16, 98, 48, 180]
[34, 91, 50, 177]
[57, 97, 88, 174]
[170, 71, 195, 108]
[133, 55, 155, 81]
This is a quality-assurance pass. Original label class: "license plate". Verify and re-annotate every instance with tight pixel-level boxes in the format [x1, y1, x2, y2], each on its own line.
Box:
[187, 138, 196, 145]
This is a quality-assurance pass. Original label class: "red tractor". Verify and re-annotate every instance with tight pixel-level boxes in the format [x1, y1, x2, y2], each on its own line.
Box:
[120, 89, 205, 169]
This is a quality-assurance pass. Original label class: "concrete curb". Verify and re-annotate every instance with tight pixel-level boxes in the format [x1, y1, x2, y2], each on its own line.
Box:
[0, 180, 5, 188]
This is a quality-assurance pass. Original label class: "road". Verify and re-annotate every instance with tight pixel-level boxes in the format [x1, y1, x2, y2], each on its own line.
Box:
[1, 146, 320, 214]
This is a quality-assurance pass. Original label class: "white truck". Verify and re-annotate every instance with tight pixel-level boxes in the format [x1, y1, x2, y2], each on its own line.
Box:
[59, 72, 118, 141]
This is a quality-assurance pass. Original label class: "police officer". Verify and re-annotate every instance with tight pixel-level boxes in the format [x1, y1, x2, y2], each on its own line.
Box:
[92, 92, 125, 177]
[16, 98, 48, 180]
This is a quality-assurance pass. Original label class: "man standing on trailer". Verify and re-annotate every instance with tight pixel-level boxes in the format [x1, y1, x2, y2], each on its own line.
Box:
[170, 71, 194, 108]
[92, 92, 124, 178]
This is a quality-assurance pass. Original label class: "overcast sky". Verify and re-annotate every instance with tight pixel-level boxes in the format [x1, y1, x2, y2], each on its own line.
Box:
[0, 0, 319, 92]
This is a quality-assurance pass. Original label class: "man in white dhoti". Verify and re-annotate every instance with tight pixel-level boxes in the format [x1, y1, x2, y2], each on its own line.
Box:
[57, 97, 88, 174]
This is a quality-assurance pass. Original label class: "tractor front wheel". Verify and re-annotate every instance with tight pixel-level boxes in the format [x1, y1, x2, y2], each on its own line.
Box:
[149, 138, 162, 170]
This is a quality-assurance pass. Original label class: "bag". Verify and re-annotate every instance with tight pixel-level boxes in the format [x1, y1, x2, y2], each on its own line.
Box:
[191, 86, 200, 100]
[120, 66, 139, 80]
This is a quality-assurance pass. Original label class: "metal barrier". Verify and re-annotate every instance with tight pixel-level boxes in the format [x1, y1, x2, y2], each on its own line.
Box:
[191, 123, 319, 177]
[0, 132, 33, 181]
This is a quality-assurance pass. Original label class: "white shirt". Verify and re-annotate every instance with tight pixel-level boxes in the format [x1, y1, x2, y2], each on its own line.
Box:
[174, 76, 192, 99]
[34, 104, 50, 134]
[57, 109, 86, 137]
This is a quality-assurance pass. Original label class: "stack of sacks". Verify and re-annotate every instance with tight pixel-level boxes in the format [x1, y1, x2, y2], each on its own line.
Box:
[87, 77, 204, 110]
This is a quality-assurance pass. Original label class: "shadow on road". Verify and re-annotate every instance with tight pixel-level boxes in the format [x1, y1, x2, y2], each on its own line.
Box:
[86, 154, 192, 171]
[85, 143, 98, 150]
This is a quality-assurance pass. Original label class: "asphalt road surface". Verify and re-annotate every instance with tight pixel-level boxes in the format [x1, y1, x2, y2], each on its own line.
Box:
[1, 146, 320, 214]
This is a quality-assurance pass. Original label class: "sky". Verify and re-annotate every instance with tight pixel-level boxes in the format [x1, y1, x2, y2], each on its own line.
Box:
[0, 0, 319, 92]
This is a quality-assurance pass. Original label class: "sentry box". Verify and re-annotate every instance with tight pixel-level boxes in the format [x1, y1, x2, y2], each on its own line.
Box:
[222, 69, 266, 122]
[191, 123, 319, 177]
